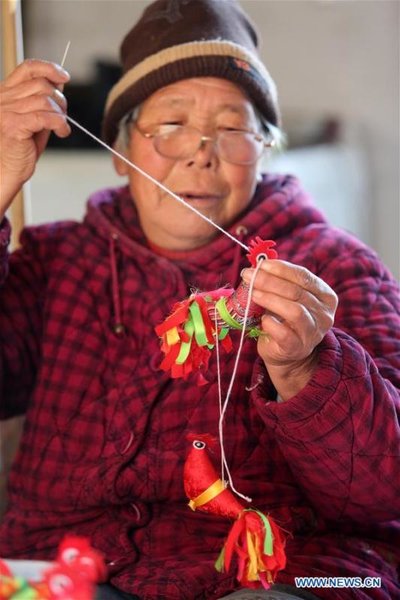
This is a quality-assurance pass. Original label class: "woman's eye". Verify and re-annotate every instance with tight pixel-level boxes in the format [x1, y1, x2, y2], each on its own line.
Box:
[218, 127, 248, 133]
[219, 126, 248, 133]
[156, 123, 180, 135]
[157, 123, 182, 134]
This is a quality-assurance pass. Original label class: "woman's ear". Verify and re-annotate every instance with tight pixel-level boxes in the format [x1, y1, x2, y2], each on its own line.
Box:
[112, 152, 129, 176]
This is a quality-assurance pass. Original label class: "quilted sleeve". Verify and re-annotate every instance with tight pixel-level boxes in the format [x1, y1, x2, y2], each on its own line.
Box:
[0, 218, 11, 283]
[0, 219, 46, 418]
[252, 247, 400, 523]
[0, 218, 74, 418]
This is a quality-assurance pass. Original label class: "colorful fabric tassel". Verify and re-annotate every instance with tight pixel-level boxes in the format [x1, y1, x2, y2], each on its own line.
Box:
[215, 508, 286, 588]
[155, 238, 278, 382]
[155, 288, 234, 383]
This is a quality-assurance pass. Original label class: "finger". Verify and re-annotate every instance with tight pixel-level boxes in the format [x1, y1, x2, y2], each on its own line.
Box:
[5, 110, 71, 139]
[52, 88, 67, 111]
[3, 93, 67, 118]
[1, 77, 67, 111]
[243, 260, 316, 291]
[34, 112, 71, 138]
[256, 283, 334, 331]
[35, 130, 52, 156]
[252, 283, 318, 316]
[3, 59, 69, 88]
[259, 307, 328, 358]
[253, 290, 318, 334]
[257, 314, 307, 364]
[243, 267, 313, 305]
[243, 260, 337, 307]
[260, 313, 303, 349]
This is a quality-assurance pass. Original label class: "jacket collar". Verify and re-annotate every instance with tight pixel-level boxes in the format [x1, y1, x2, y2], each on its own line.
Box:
[83, 173, 326, 273]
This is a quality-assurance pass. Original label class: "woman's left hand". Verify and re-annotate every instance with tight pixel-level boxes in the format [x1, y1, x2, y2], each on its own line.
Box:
[241, 260, 338, 401]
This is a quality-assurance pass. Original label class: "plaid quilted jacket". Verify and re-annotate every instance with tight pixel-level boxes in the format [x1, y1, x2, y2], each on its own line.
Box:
[0, 174, 399, 600]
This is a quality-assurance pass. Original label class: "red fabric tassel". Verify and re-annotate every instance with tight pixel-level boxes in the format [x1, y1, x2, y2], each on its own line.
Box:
[220, 509, 286, 588]
[155, 289, 235, 381]
[154, 239, 278, 383]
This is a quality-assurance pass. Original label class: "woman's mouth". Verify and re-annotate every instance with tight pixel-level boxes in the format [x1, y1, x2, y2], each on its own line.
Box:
[179, 192, 223, 203]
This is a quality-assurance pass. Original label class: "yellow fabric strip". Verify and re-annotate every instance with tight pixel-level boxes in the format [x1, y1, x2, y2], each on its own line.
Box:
[188, 479, 225, 511]
[246, 530, 259, 581]
[166, 327, 180, 346]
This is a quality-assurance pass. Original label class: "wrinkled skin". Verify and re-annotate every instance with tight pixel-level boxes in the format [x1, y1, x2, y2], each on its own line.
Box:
[0, 59, 70, 218]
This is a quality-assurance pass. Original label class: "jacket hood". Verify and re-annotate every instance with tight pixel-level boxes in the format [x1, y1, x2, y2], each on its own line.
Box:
[84, 176, 326, 337]
[83, 173, 327, 267]
[83, 174, 327, 332]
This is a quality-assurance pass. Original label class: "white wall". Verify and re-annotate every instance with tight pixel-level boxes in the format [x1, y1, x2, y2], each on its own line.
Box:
[19, 0, 400, 277]
[242, 0, 399, 278]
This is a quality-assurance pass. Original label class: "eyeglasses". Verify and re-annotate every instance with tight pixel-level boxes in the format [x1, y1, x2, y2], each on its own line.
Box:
[132, 122, 275, 165]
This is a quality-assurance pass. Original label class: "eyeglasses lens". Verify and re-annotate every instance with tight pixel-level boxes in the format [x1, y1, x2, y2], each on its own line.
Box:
[154, 128, 199, 160]
[218, 131, 263, 164]
[154, 127, 264, 164]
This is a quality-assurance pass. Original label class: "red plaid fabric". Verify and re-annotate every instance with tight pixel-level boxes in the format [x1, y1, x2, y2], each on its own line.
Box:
[0, 175, 399, 600]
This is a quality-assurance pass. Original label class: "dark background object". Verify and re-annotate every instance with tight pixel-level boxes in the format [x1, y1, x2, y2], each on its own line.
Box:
[48, 61, 121, 149]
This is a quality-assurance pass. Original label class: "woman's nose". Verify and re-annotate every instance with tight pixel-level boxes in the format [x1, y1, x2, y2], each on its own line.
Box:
[185, 137, 218, 169]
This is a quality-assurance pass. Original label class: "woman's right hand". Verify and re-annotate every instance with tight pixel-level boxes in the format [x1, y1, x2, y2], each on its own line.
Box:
[0, 59, 71, 220]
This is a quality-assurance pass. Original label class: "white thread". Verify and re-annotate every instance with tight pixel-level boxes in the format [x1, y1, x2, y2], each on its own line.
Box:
[213, 311, 225, 484]
[65, 115, 249, 252]
[218, 256, 265, 503]
[245, 375, 263, 392]
[62, 46, 258, 495]
[60, 41, 71, 68]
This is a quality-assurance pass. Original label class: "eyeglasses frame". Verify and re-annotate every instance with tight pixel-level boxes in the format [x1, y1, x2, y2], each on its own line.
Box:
[131, 120, 275, 165]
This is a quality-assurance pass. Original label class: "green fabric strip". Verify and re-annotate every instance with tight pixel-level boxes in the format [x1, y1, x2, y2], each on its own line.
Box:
[216, 299, 262, 338]
[215, 298, 243, 330]
[243, 509, 273, 555]
[218, 327, 230, 340]
[176, 320, 194, 364]
[214, 546, 225, 572]
[256, 510, 273, 555]
[189, 301, 209, 346]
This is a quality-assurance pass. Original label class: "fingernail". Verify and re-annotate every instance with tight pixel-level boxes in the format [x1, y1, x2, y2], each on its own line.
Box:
[260, 260, 272, 270]
[53, 88, 65, 100]
[57, 65, 70, 79]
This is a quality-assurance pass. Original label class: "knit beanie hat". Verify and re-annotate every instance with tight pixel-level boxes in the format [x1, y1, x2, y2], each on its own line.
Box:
[102, 0, 280, 146]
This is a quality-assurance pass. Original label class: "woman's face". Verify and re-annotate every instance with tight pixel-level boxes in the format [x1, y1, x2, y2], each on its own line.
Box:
[114, 77, 261, 250]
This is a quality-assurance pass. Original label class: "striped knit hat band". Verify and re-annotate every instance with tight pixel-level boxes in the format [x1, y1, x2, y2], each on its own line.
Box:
[102, 0, 280, 146]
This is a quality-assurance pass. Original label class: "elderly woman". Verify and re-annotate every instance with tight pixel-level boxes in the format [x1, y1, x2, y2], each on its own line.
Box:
[0, 1, 399, 599]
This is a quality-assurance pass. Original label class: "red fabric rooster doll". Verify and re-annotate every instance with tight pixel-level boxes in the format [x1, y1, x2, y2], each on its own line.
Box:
[183, 435, 287, 589]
